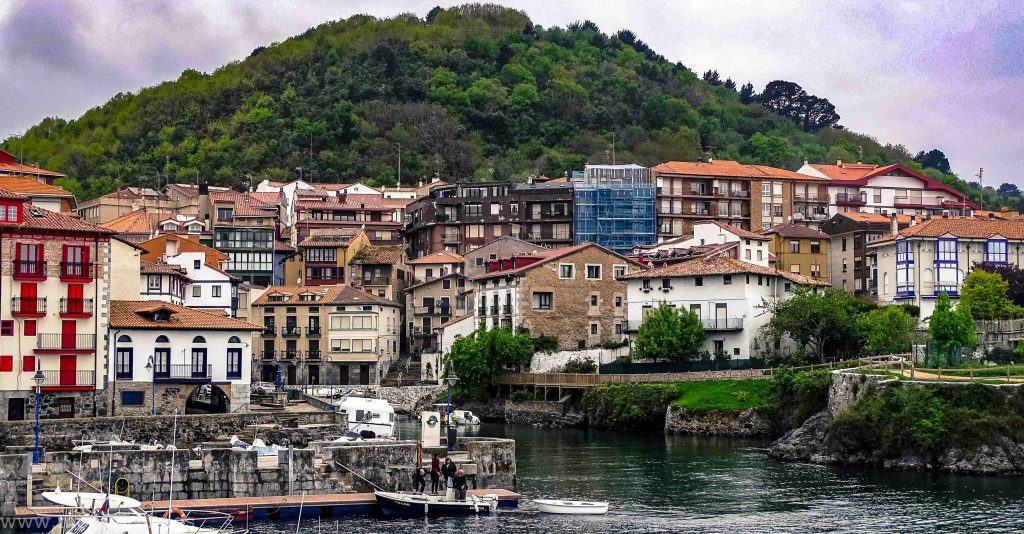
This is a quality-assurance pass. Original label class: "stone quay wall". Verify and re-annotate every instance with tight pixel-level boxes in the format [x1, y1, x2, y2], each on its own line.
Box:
[0, 412, 341, 452]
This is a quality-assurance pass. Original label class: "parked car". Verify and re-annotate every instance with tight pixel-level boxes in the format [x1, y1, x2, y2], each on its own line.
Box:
[251, 381, 275, 395]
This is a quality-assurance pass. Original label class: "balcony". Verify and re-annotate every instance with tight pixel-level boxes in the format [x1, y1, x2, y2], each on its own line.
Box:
[280, 350, 302, 360]
[443, 234, 462, 244]
[263, 326, 276, 336]
[307, 351, 322, 360]
[357, 277, 391, 287]
[11, 297, 46, 317]
[305, 326, 321, 337]
[414, 306, 450, 316]
[36, 333, 96, 352]
[261, 351, 276, 360]
[412, 326, 436, 337]
[40, 370, 95, 391]
[728, 190, 750, 198]
[154, 364, 212, 383]
[60, 298, 94, 317]
[13, 260, 47, 281]
[702, 318, 744, 331]
[477, 306, 486, 317]
[835, 193, 867, 207]
[281, 326, 301, 337]
[489, 305, 499, 316]
[501, 304, 512, 315]
[810, 213, 829, 221]
[60, 262, 95, 281]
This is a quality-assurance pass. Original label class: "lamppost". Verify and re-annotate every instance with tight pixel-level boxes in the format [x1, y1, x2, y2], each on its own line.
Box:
[145, 356, 156, 416]
[445, 369, 458, 452]
[32, 369, 44, 464]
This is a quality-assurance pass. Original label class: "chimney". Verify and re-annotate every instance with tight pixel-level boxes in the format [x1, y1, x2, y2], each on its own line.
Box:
[198, 182, 211, 223]
[910, 215, 918, 227]
[836, 159, 842, 166]
[890, 214, 898, 236]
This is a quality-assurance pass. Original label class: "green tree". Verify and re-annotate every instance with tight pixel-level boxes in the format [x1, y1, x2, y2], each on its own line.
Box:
[960, 269, 1024, 320]
[927, 292, 977, 366]
[859, 306, 917, 356]
[444, 327, 533, 400]
[760, 287, 868, 362]
[633, 303, 706, 362]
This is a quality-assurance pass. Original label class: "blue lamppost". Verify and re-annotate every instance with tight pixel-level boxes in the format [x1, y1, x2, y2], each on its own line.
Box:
[445, 369, 458, 452]
[32, 369, 44, 464]
[146, 356, 156, 416]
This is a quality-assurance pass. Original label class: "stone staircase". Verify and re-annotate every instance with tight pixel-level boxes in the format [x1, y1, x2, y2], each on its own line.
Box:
[379, 353, 423, 386]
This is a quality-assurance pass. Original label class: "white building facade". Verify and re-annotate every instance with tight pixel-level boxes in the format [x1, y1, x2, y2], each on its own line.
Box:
[165, 251, 234, 314]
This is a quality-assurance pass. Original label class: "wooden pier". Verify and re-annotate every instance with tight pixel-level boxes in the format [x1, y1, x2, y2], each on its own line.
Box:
[15, 489, 522, 520]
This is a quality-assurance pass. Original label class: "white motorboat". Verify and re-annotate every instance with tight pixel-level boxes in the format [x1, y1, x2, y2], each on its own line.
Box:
[534, 499, 609, 515]
[38, 489, 239, 534]
[374, 490, 499, 518]
[432, 405, 481, 425]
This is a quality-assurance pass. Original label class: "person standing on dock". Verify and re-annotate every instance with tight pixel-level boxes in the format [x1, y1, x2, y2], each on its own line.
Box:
[442, 456, 457, 487]
[413, 467, 427, 493]
[430, 453, 441, 495]
[453, 469, 468, 501]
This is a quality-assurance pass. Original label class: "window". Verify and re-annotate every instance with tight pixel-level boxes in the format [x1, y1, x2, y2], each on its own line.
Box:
[789, 241, 800, 253]
[466, 225, 484, 238]
[193, 336, 206, 343]
[761, 204, 770, 216]
[615, 296, 622, 307]
[120, 391, 145, 406]
[842, 259, 848, 273]
[590, 323, 598, 335]
[661, 278, 671, 289]
[115, 347, 133, 379]
[24, 320, 36, 337]
[117, 334, 132, 343]
[0, 356, 11, 372]
[613, 265, 627, 278]
[442, 279, 451, 290]
[761, 183, 771, 197]
[23, 355, 35, 373]
[790, 265, 801, 274]
[841, 238, 847, 252]
[590, 295, 598, 306]
[193, 260, 201, 270]
[490, 203, 501, 215]
[810, 241, 821, 254]
[559, 264, 574, 279]
[723, 275, 732, 285]
[226, 348, 242, 379]
[217, 207, 233, 220]
[475, 257, 484, 266]
[193, 286, 201, 298]
[986, 239, 1008, 263]
[0, 321, 11, 336]
[695, 277, 703, 287]
[464, 204, 482, 217]
[744, 249, 751, 260]
[935, 238, 958, 295]
[532, 292, 553, 310]
[147, 275, 161, 291]
[811, 263, 821, 278]
[586, 265, 602, 280]
[773, 183, 783, 197]
[773, 204, 783, 217]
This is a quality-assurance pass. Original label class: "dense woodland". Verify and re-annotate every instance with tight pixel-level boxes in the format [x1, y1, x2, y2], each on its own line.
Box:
[1, 4, 1017, 207]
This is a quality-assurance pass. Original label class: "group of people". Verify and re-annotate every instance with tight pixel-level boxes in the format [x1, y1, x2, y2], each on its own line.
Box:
[412, 453, 468, 500]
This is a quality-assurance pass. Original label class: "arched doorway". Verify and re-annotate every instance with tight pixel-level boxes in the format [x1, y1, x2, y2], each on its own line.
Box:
[185, 384, 230, 414]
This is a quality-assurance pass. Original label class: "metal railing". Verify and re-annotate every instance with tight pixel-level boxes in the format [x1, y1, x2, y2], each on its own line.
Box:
[702, 318, 744, 331]
[306, 326, 322, 336]
[281, 326, 302, 336]
[835, 193, 866, 205]
[37, 333, 96, 350]
[60, 262, 95, 279]
[60, 298, 94, 315]
[307, 351, 322, 360]
[154, 364, 212, 381]
[40, 370, 95, 388]
[11, 297, 46, 315]
[13, 260, 46, 279]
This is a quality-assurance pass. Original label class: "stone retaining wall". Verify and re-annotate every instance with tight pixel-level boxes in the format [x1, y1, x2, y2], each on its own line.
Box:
[529, 347, 629, 373]
[664, 406, 774, 437]
[503, 399, 583, 428]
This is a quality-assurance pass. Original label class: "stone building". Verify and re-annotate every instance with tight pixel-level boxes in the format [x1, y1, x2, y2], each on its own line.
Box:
[348, 244, 410, 302]
[107, 300, 263, 415]
[463, 236, 545, 279]
[653, 159, 830, 239]
[472, 243, 641, 350]
[760, 222, 831, 280]
[405, 252, 469, 353]
[0, 188, 114, 420]
[252, 285, 401, 386]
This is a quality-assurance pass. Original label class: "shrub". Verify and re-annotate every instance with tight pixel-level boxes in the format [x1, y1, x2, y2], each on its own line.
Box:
[559, 357, 597, 374]
[531, 335, 559, 353]
[600, 339, 629, 350]
[580, 383, 678, 427]
[507, 390, 534, 402]
[771, 367, 831, 425]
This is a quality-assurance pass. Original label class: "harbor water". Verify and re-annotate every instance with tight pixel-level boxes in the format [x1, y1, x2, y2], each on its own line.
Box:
[252, 420, 1024, 533]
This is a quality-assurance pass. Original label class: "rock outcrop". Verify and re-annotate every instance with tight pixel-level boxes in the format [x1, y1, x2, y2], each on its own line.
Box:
[664, 406, 774, 437]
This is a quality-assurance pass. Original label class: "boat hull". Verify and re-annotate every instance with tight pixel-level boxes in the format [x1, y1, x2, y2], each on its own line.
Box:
[374, 491, 496, 518]
[534, 499, 609, 515]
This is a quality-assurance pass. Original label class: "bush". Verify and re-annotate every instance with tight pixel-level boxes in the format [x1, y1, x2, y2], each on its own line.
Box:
[507, 390, 534, 402]
[558, 357, 597, 374]
[988, 347, 1017, 365]
[600, 340, 629, 350]
[580, 383, 678, 428]
[531, 335, 559, 353]
[771, 367, 832, 425]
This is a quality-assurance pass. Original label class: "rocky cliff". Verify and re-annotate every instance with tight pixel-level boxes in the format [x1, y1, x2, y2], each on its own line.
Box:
[664, 406, 775, 437]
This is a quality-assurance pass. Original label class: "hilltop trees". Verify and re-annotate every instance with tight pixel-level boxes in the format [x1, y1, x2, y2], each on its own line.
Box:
[757, 80, 841, 132]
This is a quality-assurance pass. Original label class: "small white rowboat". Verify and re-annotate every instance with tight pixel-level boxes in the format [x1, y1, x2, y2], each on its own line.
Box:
[534, 499, 609, 515]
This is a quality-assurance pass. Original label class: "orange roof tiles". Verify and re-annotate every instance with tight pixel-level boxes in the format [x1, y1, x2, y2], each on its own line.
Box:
[0, 187, 27, 200]
[0, 203, 113, 234]
[654, 160, 824, 181]
[833, 212, 913, 225]
[473, 243, 643, 281]
[761, 222, 831, 240]
[101, 209, 158, 234]
[140, 261, 188, 278]
[408, 251, 465, 265]
[0, 176, 75, 197]
[622, 255, 828, 286]
[803, 163, 880, 181]
[883, 217, 1024, 240]
[253, 284, 398, 307]
[0, 149, 65, 177]
[109, 300, 263, 330]
[351, 245, 407, 265]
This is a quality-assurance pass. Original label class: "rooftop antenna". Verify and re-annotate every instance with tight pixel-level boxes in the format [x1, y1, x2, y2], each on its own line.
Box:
[976, 168, 984, 211]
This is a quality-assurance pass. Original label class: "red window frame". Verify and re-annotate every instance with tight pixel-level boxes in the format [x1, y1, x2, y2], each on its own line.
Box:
[0, 356, 12, 372]
[24, 320, 36, 337]
[22, 356, 35, 373]
[0, 321, 12, 336]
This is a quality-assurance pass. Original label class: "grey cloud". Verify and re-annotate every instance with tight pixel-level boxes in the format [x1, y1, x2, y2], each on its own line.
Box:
[0, 0, 92, 70]
[992, 21, 1024, 78]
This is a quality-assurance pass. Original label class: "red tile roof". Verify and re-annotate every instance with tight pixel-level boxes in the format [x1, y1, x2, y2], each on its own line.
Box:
[761, 223, 831, 240]
[804, 163, 977, 208]
[700, 220, 771, 241]
[0, 203, 114, 234]
[0, 149, 64, 177]
[351, 244, 407, 265]
[875, 217, 1024, 242]
[473, 243, 643, 281]
[298, 229, 364, 248]
[253, 284, 397, 307]
[101, 209, 158, 234]
[654, 160, 824, 181]
[0, 187, 27, 200]
[802, 162, 880, 181]
[109, 300, 263, 330]
[832, 212, 913, 225]
[140, 261, 188, 278]
[210, 191, 279, 216]
[408, 251, 465, 265]
[622, 255, 828, 286]
[0, 176, 75, 197]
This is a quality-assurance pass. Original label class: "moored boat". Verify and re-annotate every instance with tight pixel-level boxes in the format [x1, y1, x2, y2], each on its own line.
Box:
[374, 491, 498, 518]
[534, 499, 609, 515]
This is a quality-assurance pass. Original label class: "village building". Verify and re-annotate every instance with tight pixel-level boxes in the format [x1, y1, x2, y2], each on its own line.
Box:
[347, 244, 410, 302]
[472, 243, 639, 350]
[405, 251, 469, 353]
[0, 148, 65, 183]
[463, 236, 545, 279]
[107, 300, 262, 416]
[0, 188, 113, 420]
[822, 212, 912, 295]
[281, 229, 370, 286]
[760, 223, 831, 280]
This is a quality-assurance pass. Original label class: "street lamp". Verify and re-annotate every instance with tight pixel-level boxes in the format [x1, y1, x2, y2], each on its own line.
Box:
[32, 369, 44, 464]
[445, 369, 458, 452]
[145, 356, 155, 416]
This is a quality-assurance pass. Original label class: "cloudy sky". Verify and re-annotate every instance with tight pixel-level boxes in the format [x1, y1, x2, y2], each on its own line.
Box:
[1, 0, 1021, 184]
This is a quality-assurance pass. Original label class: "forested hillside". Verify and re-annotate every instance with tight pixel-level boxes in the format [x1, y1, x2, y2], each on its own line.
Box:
[1, 4, 1004, 206]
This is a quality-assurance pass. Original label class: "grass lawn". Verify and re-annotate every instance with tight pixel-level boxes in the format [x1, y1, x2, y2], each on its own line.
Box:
[672, 379, 773, 411]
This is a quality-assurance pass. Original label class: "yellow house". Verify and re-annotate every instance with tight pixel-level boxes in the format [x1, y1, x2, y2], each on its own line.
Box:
[283, 229, 370, 286]
[761, 223, 831, 280]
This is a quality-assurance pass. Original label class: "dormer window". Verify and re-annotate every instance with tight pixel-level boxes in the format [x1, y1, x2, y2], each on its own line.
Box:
[153, 310, 171, 322]
[268, 294, 287, 302]
[299, 293, 317, 302]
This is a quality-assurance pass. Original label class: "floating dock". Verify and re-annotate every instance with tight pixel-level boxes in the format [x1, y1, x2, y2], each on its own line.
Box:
[16, 489, 522, 521]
